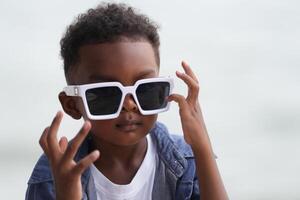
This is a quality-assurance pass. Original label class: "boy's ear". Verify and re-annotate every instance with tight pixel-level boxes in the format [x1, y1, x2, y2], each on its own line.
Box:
[58, 92, 82, 120]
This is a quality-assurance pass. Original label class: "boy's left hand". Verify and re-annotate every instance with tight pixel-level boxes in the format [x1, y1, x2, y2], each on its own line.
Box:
[168, 61, 229, 199]
[168, 61, 211, 151]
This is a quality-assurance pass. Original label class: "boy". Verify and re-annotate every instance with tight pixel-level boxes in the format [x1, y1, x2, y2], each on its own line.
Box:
[26, 3, 228, 200]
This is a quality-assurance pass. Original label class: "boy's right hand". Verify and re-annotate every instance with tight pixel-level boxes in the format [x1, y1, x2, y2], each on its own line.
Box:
[39, 111, 100, 200]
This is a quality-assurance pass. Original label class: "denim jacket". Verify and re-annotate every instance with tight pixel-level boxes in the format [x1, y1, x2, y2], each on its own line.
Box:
[26, 122, 200, 200]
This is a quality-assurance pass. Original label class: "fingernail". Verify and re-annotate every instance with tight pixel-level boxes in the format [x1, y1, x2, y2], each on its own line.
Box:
[92, 150, 100, 158]
[56, 111, 62, 118]
[166, 95, 172, 101]
[182, 60, 189, 65]
[84, 121, 91, 128]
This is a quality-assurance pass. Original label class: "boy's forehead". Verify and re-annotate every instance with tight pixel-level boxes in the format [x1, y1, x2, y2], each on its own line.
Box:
[71, 41, 159, 84]
[77, 41, 156, 63]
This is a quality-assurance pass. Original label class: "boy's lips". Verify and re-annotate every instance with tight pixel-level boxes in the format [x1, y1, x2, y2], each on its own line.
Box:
[115, 115, 143, 132]
[115, 121, 142, 132]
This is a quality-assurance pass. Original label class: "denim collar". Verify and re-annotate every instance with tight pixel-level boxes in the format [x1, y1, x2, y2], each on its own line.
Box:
[149, 122, 192, 177]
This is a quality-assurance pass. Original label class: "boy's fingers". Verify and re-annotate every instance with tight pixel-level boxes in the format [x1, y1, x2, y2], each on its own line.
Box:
[176, 71, 199, 102]
[73, 150, 100, 175]
[62, 121, 91, 162]
[168, 94, 189, 111]
[47, 111, 63, 159]
[59, 136, 68, 153]
[181, 61, 199, 83]
[39, 126, 50, 156]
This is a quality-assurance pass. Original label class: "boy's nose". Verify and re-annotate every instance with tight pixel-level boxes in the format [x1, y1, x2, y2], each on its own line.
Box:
[121, 94, 138, 113]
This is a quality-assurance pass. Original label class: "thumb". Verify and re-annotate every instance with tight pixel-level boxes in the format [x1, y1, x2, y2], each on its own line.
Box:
[168, 94, 189, 111]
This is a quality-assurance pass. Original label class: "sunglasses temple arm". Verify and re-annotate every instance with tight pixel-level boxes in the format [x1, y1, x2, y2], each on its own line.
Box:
[64, 86, 79, 96]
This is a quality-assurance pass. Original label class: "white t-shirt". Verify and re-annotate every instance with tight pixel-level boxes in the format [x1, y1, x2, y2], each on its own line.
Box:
[90, 135, 157, 200]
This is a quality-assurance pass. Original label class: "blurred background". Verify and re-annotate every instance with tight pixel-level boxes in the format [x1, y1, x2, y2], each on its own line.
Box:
[1, 0, 299, 199]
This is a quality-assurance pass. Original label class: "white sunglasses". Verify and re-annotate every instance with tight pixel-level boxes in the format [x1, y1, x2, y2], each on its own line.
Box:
[64, 77, 174, 120]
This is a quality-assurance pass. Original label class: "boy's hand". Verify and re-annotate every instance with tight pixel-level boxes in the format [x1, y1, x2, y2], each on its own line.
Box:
[39, 111, 100, 200]
[168, 61, 229, 199]
[168, 61, 211, 151]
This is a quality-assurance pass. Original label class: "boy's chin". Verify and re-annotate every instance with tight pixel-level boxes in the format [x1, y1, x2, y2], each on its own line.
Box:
[91, 128, 149, 146]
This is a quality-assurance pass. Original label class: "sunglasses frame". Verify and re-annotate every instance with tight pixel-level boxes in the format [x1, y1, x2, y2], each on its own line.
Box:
[64, 77, 174, 120]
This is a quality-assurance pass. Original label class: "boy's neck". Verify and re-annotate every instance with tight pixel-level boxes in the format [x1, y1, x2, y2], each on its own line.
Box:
[89, 135, 148, 184]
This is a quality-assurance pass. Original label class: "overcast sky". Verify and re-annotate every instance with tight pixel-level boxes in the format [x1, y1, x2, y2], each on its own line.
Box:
[1, 0, 300, 199]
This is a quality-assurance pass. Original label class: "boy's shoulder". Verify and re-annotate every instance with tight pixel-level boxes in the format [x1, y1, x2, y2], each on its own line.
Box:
[27, 153, 53, 184]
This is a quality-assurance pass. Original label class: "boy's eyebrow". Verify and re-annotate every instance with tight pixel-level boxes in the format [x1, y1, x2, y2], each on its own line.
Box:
[135, 69, 157, 79]
[88, 74, 116, 82]
[88, 69, 157, 82]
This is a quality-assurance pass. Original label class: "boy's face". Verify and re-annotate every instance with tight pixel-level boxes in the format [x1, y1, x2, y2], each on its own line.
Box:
[61, 41, 159, 146]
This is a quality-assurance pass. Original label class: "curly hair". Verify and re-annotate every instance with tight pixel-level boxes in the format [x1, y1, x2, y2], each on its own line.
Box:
[60, 3, 160, 83]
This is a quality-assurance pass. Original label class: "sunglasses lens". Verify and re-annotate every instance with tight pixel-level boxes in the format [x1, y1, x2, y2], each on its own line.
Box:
[136, 82, 170, 110]
[85, 86, 122, 115]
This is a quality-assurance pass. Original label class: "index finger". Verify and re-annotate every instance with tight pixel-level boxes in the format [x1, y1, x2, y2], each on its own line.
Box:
[39, 126, 50, 156]
[181, 61, 199, 83]
[47, 111, 64, 160]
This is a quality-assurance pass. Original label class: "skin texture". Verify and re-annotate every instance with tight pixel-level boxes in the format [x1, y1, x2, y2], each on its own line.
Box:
[39, 41, 228, 200]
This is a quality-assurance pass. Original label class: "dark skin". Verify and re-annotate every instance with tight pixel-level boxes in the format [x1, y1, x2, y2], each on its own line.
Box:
[63, 42, 158, 184]
[39, 41, 228, 200]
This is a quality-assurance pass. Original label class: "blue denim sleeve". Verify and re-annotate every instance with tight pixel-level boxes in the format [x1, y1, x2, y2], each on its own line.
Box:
[25, 182, 55, 200]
